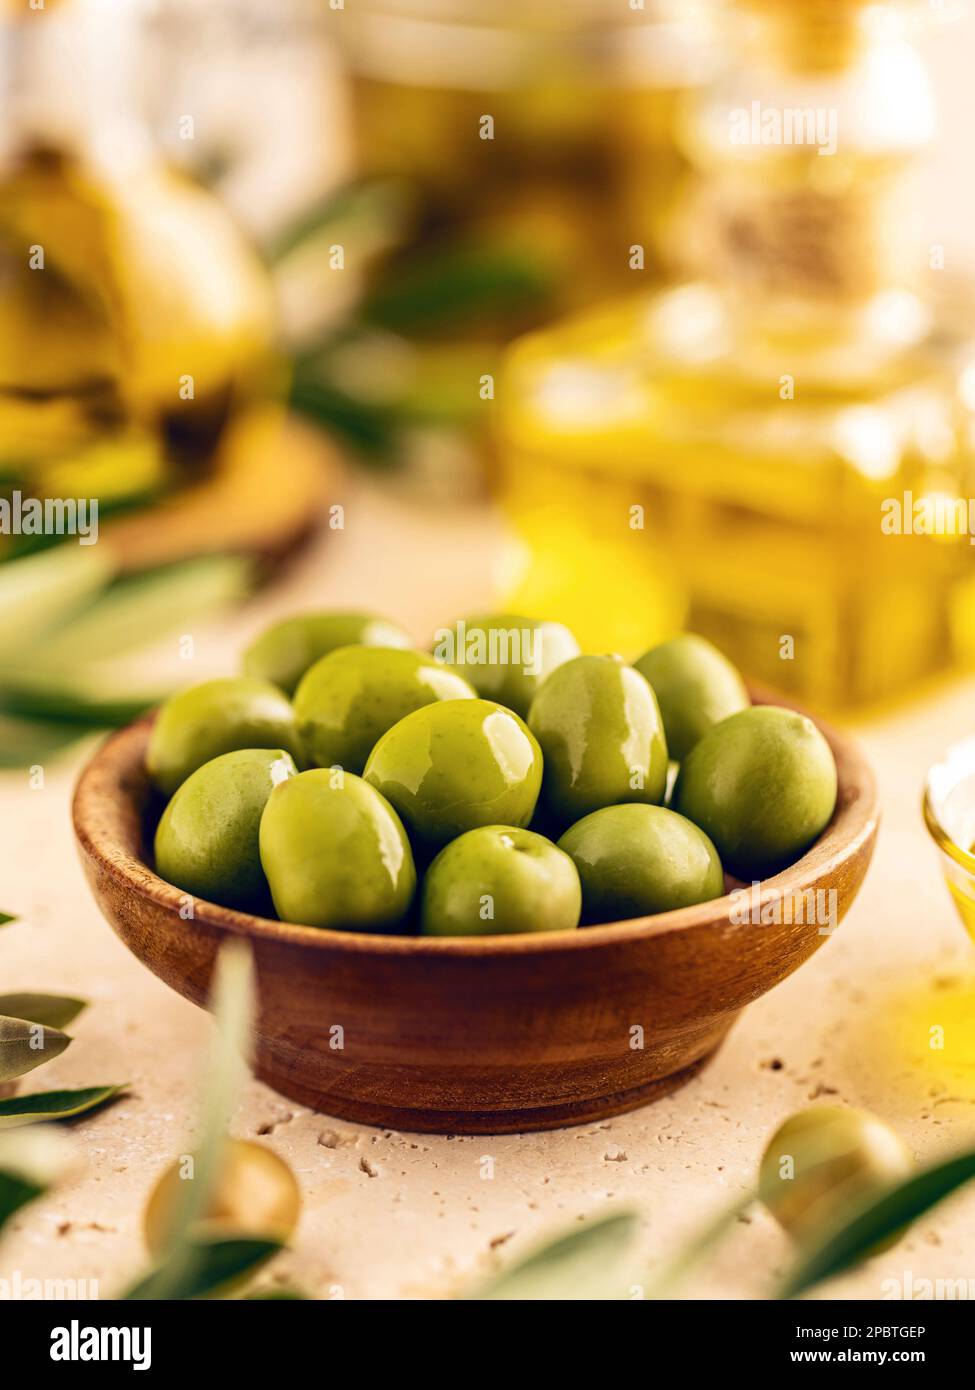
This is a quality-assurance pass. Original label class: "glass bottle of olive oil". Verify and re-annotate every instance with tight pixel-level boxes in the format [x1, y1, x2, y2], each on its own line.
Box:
[498, 0, 975, 706]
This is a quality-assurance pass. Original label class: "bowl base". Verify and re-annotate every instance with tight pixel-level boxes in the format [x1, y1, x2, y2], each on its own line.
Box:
[255, 1040, 726, 1135]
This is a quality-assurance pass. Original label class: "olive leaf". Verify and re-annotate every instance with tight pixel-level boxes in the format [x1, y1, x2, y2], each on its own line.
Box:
[0, 994, 86, 1029]
[0, 544, 114, 654]
[642, 1195, 755, 1299]
[0, 912, 16, 928]
[0, 557, 250, 752]
[25, 556, 251, 668]
[124, 1235, 281, 1301]
[290, 369, 402, 461]
[779, 1146, 975, 1299]
[360, 243, 556, 335]
[470, 1210, 639, 1301]
[0, 1015, 71, 1082]
[267, 176, 410, 266]
[0, 675, 162, 729]
[0, 1084, 125, 1130]
[0, 1127, 74, 1232]
[127, 942, 256, 1301]
[0, 713, 92, 768]
[0, 1163, 45, 1232]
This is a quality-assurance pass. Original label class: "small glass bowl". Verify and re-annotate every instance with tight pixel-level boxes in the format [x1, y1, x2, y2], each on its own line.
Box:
[923, 735, 975, 946]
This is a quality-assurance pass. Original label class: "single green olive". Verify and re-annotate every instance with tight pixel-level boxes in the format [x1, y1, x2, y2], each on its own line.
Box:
[634, 633, 749, 761]
[527, 654, 668, 827]
[146, 677, 302, 797]
[154, 748, 296, 913]
[294, 645, 476, 774]
[672, 705, 837, 880]
[242, 611, 412, 696]
[363, 698, 542, 852]
[759, 1106, 914, 1248]
[259, 769, 415, 931]
[558, 803, 723, 922]
[421, 826, 581, 936]
[144, 1138, 301, 1259]
[434, 613, 580, 718]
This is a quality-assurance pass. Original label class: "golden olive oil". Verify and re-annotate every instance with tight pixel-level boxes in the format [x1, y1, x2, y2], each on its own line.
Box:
[497, 1, 975, 704]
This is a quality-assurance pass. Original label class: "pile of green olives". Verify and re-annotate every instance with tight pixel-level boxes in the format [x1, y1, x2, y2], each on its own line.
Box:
[147, 612, 838, 936]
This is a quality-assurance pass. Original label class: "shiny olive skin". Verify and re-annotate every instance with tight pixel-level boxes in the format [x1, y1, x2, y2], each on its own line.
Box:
[527, 654, 668, 827]
[146, 677, 303, 797]
[558, 803, 723, 923]
[242, 611, 412, 696]
[259, 770, 415, 930]
[154, 748, 296, 913]
[673, 705, 837, 879]
[436, 613, 580, 718]
[759, 1106, 913, 1248]
[634, 633, 749, 761]
[421, 826, 581, 936]
[363, 699, 543, 851]
[294, 645, 476, 774]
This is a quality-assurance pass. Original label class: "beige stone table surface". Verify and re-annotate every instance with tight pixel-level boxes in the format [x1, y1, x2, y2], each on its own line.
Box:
[2, 474, 975, 1302]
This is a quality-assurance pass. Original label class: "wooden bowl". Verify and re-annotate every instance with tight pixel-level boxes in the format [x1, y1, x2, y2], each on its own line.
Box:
[72, 690, 878, 1135]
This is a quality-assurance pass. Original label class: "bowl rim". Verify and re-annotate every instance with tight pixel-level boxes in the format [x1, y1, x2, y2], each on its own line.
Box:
[921, 738, 975, 876]
[72, 686, 878, 959]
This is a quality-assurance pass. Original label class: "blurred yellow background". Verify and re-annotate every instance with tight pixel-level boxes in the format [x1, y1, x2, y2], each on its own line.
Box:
[4, 0, 975, 761]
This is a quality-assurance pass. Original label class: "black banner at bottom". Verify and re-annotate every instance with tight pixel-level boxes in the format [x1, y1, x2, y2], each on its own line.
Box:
[4, 1296, 971, 1374]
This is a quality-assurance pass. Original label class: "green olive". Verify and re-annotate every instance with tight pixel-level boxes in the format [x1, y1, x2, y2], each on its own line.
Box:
[421, 826, 581, 936]
[634, 634, 748, 761]
[527, 654, 668, 827]
[363, 698, 543, 852]
[759, 1106, 914, 1247]
[154, 748, 296, 913]
[144, 1138, 300, 1259]
[259, 769, 416, 930]
[146, 677, 302, 797]
[672, 705, 837, 879]
[242, 611, 412, 696]
[558, 804, 723, 922]
[294, 645, 476, 774]
[435, 613, 580, 717]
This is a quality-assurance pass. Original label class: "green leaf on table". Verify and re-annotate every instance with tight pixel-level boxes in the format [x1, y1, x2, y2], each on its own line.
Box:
[0, 1016, 71, 1082]
[0, 712, 93, 767]
[780, 1146, 975, 1299]
[0, 1127, 74, 1230]
[470, 1210, 639, 1301]
[0, 1168, 44, 1232]
[267, 177, 410, 265]
[0, 673, 162, 728]
[642, 1194, 754, 1300]
[0, 1084, 125, 1130]
[130, 942, 255, 1299]
[361, 244, 556, 335]
[0, 994, 86, 1029]
[25, 555, 252, 668]
[0, 556, 250, 740]
[125, 1235, 281, 1301]
[0, 545, 114, 654]
[289, 373, 401, 461]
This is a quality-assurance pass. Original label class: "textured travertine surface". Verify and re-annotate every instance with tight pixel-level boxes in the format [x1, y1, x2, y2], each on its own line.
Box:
[2, 476, 974, 1301]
